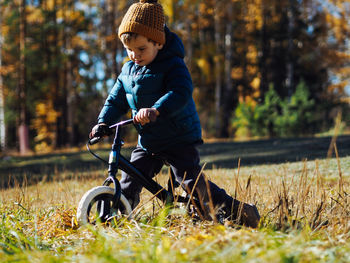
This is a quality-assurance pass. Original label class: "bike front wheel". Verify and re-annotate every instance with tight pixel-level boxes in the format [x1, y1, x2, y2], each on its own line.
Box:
[77, 186, 132, 226]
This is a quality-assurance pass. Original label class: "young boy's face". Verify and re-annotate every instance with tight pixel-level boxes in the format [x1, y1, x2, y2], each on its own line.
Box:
[123, 35, 163, 66]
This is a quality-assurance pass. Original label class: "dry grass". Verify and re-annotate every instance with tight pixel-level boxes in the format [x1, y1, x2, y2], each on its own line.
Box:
[0, 155, 350, 262]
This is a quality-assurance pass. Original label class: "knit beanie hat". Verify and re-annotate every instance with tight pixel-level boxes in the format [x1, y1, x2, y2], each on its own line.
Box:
[118, 0, 166, 45]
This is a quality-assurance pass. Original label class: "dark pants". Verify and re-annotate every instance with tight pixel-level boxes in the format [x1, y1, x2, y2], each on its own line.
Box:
[120, 145, 240, 219]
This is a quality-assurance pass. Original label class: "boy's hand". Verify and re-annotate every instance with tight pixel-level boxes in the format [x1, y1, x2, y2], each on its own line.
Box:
[134, 108, 160, 126]
[89, 123, 110, 139]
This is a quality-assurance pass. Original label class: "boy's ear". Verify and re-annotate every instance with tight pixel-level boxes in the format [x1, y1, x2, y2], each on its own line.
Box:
[156, 42, 164, 50]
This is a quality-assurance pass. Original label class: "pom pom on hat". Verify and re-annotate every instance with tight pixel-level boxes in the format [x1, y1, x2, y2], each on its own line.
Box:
[118, 0, 165, 45]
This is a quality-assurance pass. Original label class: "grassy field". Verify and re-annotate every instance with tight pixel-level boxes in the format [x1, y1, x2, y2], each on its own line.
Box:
[1, 136, 350, 262]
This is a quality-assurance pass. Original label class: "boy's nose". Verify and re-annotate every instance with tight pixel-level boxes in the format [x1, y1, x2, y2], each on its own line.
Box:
[133, 52, 140, 59]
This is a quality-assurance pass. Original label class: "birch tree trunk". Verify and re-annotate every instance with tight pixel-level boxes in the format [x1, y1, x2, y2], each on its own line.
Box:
[18, 0, 30, 154]
[0, 7, 6, 151]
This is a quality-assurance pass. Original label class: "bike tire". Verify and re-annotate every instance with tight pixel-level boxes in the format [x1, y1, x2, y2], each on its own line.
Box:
[77, 186, 132, 226]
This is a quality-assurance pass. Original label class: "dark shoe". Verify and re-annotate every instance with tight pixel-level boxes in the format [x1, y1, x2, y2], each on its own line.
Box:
[240, 203, 260, 228]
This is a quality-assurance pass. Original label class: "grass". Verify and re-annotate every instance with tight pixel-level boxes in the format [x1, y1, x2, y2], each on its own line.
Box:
[1, 137, 350, 262]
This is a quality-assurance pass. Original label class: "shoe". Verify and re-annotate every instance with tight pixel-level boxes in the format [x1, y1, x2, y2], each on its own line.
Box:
[240, 203, 260, 228]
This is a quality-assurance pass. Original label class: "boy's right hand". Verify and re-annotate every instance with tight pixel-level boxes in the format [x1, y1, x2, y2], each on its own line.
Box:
[134, 108, 159, 126]
[89, 123, 111, 139]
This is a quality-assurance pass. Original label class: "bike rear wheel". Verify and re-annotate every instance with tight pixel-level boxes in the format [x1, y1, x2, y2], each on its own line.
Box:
[77, 186, 132, 226]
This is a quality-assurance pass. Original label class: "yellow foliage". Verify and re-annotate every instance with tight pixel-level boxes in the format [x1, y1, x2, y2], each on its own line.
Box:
[231, 67, 243, 80]
[237, 84, 245, 103]
[34, 141, 51, 153]
[337, 66, 350, 75]
[328, 82, 348, 94]
[185, 233, 214, 246]
[162, 0, 174, 23]
[250, 77, 260, 90]
[196, 58, 211, 79]
[57, 10, 85, 24]
[199, 3, 207, 14]
[247, 45, 258, 63]
[0, 65, 16, 75]
[71, 35, 88, 49]
[26, 8, 44, 24]
[244, 96, 257, 106]
[245, 21, 257, 33]
[247, 65, 258, 75]
[2, 24, 11, 38]
[105, 34, 117, 43]
[253, 89, 261, 99]
[248, 0, 263, 29]
[32, 102, 60, 153]
[46, 0, 55, 11]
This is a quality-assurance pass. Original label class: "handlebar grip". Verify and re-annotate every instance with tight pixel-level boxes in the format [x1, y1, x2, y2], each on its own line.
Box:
[89, 137, 101, 145]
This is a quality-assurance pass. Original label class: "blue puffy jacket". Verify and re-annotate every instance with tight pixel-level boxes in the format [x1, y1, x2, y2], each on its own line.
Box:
[98, 27, 202, 153]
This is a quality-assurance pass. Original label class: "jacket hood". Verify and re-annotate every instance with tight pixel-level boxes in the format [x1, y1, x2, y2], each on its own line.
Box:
[153, 26, 184, 62]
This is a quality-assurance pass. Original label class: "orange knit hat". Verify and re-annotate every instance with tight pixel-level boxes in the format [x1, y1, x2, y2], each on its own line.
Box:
[118, 0, 165, 45]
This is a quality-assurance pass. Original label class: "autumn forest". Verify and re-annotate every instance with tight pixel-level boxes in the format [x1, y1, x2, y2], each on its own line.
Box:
[1, 0, 350, 154]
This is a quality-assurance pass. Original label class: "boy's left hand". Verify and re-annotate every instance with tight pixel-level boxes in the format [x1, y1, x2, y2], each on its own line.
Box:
[135, 108, 160, 126]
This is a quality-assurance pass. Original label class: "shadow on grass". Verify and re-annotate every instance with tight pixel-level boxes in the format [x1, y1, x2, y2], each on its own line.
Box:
[0, 147, 133, 188]
[199, 135, 350, 169]
[1, 135, 350, 188]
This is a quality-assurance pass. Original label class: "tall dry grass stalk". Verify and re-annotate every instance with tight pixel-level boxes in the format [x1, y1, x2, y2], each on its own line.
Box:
[1, 154, 349, 240]
[207, 156, 349, 237]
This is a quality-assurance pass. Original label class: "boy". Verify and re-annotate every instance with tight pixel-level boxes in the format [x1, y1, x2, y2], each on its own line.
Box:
[90, 0, 260, 227]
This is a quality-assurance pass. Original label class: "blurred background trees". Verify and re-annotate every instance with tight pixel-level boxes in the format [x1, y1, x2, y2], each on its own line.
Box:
[0, 0, 350, 154]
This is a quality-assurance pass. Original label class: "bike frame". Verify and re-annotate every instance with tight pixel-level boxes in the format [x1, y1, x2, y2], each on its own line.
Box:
[88, 119, 191, 211]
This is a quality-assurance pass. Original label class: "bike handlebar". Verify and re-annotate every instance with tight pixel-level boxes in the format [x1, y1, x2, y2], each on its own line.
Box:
[88, 137, 101, 145]
[108, 118, 134, 129]
[88, 110, 158, 145]
[88, 118, 134, 145]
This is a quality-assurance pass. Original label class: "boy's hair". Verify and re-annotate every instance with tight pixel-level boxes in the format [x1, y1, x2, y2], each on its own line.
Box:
[118, 0, 165, 45]
[120, 32, 158, 45]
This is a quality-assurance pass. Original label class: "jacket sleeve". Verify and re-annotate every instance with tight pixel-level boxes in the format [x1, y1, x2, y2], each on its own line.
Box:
[97, 77, 129, 125]
[151, 59, 193, 118]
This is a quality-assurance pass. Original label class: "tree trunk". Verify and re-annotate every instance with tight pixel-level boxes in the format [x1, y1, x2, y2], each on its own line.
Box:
[286, 0, 296, 98]
[19, 0, 30, 154]
[214, 2, 223, 137]
[185, 17, 193, 72]
[260, 0, 269, 99]
[221, 1, 234, 138]
[64, 0, 75, 145]
[108, 0, 118, 80]
[100, 0, 110, 96]
[53, 0, 65, 148]
[0, 8, 6, 151]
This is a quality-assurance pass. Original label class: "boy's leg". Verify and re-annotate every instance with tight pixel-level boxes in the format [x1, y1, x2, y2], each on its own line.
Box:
[160, 145, 260, 227]
[120, 146, 163, 209]
[159, 145, 235, 214]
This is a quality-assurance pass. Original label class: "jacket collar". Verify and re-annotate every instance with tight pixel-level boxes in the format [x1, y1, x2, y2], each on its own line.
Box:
[152, 26, 185, 63]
